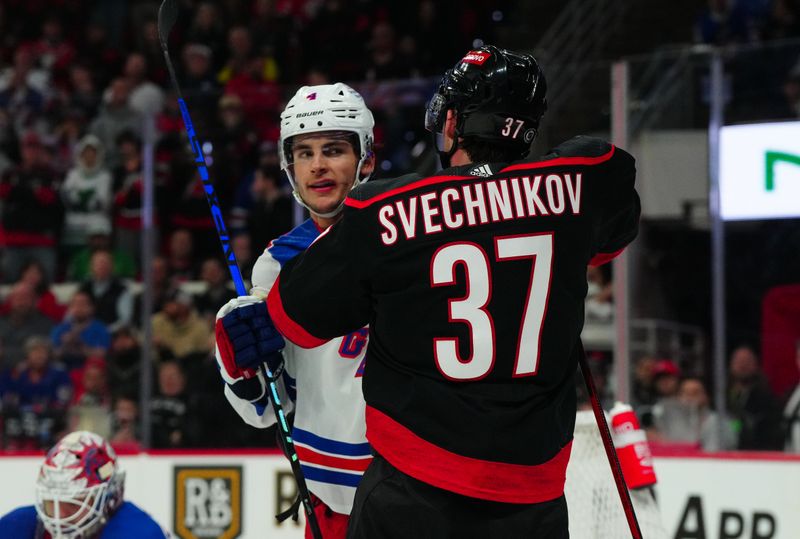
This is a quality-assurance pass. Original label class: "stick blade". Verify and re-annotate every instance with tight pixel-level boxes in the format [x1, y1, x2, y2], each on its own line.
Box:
[157, 0, 179, 49]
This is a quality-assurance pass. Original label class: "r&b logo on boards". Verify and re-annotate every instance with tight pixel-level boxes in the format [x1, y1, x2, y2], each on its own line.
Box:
[174, 466, 242, 539]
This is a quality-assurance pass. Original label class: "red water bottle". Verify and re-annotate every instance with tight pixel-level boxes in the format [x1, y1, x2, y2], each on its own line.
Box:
[610, 402, 657, 489]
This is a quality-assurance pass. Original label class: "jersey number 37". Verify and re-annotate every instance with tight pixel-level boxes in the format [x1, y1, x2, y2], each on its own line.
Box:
[430, 232, 553, 381]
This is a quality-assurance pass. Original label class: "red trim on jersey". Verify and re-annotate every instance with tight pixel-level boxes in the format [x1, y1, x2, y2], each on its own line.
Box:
[0, 228, 56, 247]
[500, 146, 616, 174]
[295, 445, 372, 472]
[266, 276, 327, 348]
[365, 406, 571, 504]
[589, 248, 624, 267]
[344, 175, 472, 209]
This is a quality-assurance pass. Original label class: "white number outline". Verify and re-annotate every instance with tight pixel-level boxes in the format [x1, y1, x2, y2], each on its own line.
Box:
[430, 242, 495, 381]
[429, 233, 554, 380]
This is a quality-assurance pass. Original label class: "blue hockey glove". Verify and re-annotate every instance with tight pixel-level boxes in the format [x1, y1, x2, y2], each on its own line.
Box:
[215, 296, 285, 402]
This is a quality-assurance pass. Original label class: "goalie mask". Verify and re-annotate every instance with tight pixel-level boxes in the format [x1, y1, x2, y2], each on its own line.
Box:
[425, 45, 547, 167]
[279, 83, 375, 218]
[34, 431, 125, 539]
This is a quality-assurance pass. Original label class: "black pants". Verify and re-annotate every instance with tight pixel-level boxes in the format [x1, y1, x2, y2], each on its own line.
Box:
[346, 454, 569, 539]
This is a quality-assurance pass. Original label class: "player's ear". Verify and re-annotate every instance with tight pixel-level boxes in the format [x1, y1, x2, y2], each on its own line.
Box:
[444, 109, 457, 139]
[360, 152, 375, 177]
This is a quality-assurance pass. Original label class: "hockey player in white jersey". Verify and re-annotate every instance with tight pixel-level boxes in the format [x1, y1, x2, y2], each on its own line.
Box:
[215, 82, 375, 539]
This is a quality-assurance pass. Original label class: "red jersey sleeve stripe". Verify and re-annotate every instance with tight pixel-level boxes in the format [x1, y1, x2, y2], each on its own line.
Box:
[345, 175, 472, 209]
[295, 445, 372, 473]
[266, 275, 327, 348]
[500, 145, 616, 174]
[365, 406, 571, 504]
[589, 248, 624, 267]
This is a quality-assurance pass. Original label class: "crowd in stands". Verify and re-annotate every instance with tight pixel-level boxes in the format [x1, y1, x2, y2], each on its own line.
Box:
[695, 0, 800, 45]
[1, 0, 800, 453]
[628, 344, 800, 452]
[0, 0, 506, 451]
[694, 0, 800, 122]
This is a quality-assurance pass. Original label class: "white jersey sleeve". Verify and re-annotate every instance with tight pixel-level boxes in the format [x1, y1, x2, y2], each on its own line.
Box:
[232, 220, 371, 515]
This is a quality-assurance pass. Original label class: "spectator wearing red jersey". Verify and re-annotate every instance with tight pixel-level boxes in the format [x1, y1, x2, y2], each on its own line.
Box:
[0, 132, 64, 283]
[111, 131, 148, 261]
[0, 260, 65, 323]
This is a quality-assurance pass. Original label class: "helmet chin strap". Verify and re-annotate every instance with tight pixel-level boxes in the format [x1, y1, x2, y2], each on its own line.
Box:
[434, 123, 461, 169]
[293, 190, 345, 220]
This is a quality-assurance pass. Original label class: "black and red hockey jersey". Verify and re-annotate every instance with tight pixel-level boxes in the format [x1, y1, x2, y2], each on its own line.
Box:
[266, 136, 640, 504]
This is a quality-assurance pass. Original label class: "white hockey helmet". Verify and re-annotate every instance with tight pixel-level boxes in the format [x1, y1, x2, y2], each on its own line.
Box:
[34, 431, 125, 539]
[279, 83, 375, 218]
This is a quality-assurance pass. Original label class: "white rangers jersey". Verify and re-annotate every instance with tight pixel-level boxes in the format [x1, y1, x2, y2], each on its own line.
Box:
[224, 219, 371, 515]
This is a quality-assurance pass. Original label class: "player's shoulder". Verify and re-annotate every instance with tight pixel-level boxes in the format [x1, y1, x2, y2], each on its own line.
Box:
[102, 502, 168, 538]
[253, 219, 321, 288]
[266, 219, 320, 262]
[550, 135, 614, 158]
[0, 505, 38, 537]
[512, 135, 633, 169]
[346, 173, 425, 205]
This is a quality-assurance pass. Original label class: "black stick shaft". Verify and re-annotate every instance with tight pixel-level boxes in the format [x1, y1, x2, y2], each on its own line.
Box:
[578, 350, 643, 539]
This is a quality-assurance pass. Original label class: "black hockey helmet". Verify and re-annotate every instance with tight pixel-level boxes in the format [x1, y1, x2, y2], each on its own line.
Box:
[425, 45, 547, 166]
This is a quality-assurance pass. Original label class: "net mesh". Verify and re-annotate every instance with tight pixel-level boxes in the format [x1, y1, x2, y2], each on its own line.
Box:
[565, 411, 668, 539]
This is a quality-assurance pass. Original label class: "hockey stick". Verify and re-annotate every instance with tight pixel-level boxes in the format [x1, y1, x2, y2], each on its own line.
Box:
[156, 2, 323, 537]
[578, 348, 642, 539]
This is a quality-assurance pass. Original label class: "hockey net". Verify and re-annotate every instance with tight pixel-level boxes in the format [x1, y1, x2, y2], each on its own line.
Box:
[565, 410, 668, 539]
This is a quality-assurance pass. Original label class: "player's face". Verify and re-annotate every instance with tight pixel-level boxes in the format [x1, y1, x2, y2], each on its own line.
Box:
[43, 494, 94, 524]
[290, 134, 370, 218]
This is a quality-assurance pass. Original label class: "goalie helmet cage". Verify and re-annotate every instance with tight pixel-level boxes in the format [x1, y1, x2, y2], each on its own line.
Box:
[565, 411, 668, 539]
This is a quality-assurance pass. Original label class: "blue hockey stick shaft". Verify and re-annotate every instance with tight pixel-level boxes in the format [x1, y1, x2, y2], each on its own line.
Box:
[157, 2, 323, 537]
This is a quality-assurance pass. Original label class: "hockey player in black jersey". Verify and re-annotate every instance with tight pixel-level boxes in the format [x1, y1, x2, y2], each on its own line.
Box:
[220, 45, 640, 538]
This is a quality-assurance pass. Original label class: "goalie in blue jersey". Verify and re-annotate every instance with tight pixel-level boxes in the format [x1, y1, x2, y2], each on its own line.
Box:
[0, 430, 168, 539]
